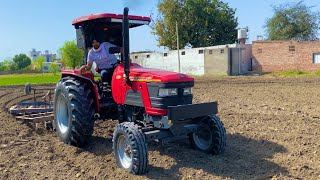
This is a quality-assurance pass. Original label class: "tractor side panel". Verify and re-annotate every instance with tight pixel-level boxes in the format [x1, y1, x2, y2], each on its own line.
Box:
[112, 65, 124, 104]
[111, 64, 168, 116]
[112, 65, 152, 109]
[122, 82, 151, 108]
[122, 81, 168, 116]
[124, 90, 144, 107]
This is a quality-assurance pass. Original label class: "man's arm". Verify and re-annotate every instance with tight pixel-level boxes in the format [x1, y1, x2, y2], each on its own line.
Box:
[80, 61, 93, 73]
[80, 61, 93, 70]
[80, 50, 94, 73]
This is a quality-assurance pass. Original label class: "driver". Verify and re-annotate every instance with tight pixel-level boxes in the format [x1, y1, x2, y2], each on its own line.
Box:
[80, 39, 118, 85]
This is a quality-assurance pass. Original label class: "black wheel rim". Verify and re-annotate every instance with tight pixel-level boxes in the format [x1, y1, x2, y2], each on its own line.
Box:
[193, 123, 212, 150]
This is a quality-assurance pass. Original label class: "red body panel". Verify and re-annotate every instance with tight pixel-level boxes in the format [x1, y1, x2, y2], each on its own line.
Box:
[72, 13, 151, 25]
[112, 63, 194, 116]
[62, 69, 94, 81]
[61, 70, 100, 112]
[111, 66, 124, 103]
[113, 63, 194, 83]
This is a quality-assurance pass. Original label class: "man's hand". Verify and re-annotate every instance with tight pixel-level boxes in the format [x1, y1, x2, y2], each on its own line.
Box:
[80, 65, 89, 74]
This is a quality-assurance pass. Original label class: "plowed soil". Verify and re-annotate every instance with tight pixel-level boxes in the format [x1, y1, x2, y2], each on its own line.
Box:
[0, 76, 319, 180]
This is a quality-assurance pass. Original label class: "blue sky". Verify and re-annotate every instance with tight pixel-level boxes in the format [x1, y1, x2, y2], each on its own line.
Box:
[0, 0, 319, 62]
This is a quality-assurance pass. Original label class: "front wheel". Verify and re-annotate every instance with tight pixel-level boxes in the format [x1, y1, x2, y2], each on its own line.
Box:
[113, 122, 148, 174]
[189, 115, 226, 155]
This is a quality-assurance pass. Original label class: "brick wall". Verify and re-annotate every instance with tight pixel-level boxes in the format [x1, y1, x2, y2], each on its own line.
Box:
[252, 41, 320, 72]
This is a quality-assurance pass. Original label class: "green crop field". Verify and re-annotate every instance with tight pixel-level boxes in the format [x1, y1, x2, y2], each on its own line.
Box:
[0, 73, 62, 86]
[0, 73, 102, 86]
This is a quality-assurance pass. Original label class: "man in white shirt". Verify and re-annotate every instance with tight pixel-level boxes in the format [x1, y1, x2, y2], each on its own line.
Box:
[80, 39, 118, 84]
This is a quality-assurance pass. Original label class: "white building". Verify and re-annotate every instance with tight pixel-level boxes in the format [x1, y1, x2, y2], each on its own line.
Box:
[130, 44, 252, 76]
[41, 50, 57, 62]
[131, 47, 205, 75]
[42, 62, 63, 73]
[29, 48, 41, 60]
[28, 49, 57, 62]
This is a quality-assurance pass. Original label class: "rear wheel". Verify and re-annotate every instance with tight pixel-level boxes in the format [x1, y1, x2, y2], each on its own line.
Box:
[189, 115, 226, 155]
[54, 77, 95, 147]
[113, 122, 148, 174]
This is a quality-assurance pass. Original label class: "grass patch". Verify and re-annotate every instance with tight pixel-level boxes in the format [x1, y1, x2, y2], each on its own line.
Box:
[191, 74, 229, 79]
[314, 70, 320, 76]
[0, 73, 62, 86]
[272, 70, 310, 77]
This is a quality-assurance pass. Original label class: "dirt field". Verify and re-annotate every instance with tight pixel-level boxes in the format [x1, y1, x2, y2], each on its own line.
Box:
[0, 76, 319, 180]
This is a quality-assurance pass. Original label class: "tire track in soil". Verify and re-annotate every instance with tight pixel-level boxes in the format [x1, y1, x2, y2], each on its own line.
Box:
[0, 93, 8, 99]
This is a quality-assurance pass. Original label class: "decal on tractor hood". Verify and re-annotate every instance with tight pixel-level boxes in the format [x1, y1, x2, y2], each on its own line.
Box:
[128, 76, 161, 82]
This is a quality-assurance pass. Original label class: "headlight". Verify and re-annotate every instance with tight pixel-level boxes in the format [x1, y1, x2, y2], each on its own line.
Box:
[183, 87, 192, 95]
[158, 88, 177, 97]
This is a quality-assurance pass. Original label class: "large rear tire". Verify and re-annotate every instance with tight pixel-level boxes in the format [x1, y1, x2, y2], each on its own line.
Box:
[113, 122, 148, 174]
[189, 115, 226, 155]
[54, 77, 95, 147]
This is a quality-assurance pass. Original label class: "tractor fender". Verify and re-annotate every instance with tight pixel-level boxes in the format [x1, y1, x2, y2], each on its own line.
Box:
[62, 73, 100, 112]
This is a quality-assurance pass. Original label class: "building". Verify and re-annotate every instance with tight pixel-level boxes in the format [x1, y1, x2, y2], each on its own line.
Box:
[130, 27, 252, 76]
[131, 48, 205, 75]
[41, 50, 57, 62]
[28, 49, 57, 62]
[29, 48, 41, 60]
[130, 44, 252, 76]
[42, 62, 63, 73]
[204, 44, 252, 75]
[252, 41, 320, 72]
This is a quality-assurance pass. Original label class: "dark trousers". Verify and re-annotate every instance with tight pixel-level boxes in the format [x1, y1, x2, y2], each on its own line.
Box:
[100, 68, 115, 85]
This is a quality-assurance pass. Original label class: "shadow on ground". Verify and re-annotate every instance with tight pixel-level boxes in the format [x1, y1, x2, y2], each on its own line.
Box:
[144, 133, 288, 179]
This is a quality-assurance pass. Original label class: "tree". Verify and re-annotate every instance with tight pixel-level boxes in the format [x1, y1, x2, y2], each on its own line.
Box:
[12, 54, 31, 70]
[59, 41, 84, 69]
[265, 1, 320, 40]
[0, 62, 5, 71]
[0, 59, 16, 71]
[152, 0, 238, 49]
[0, 59, 9, 71]
[32, 56, 45, 71]
[49, 62, 60, 75]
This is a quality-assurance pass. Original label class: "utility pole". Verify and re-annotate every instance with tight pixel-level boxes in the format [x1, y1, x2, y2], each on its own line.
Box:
[176, 21, 181, 73]
[175, 0, 181, 73]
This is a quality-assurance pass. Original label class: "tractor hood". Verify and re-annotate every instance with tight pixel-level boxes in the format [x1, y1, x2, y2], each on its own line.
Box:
[125, 63, 194, 83]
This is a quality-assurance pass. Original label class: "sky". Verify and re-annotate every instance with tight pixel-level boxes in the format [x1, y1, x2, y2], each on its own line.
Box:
[0, 0, 319, 62]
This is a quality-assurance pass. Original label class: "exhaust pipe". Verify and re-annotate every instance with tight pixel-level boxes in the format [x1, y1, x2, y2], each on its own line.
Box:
[123, 7, 131, 86]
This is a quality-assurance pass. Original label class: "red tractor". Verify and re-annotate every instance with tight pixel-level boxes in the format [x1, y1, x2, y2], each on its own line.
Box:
[54, 8, 226, 174]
